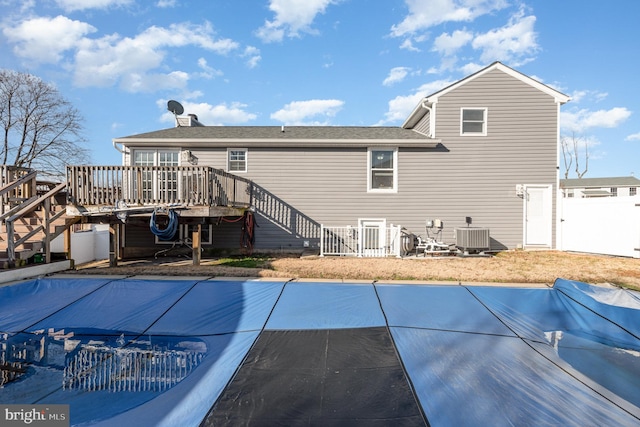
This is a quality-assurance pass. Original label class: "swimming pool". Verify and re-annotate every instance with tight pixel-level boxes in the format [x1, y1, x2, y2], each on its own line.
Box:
[1, 275, 639, 426]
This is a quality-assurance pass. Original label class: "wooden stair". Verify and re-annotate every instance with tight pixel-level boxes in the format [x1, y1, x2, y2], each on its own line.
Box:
[0, 167, 74, 268]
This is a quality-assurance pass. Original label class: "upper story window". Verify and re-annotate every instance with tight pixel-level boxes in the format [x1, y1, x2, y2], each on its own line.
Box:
[630, 187, 637, 196]
[368, 148, 397, 192]
[228, 149, 247, 172]
[461, 108, 487, 136]
[610, 187, 618, 197]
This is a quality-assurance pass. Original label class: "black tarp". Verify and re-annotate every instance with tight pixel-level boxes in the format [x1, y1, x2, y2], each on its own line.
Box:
[202, 328, 426, 426]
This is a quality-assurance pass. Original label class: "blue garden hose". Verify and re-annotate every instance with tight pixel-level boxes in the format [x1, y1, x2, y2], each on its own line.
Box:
[150, 209, 179, 241]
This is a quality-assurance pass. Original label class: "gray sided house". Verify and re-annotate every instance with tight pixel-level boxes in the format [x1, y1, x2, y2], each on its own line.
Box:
[67, 62, 569, 258]
[560, 176, 640, 198]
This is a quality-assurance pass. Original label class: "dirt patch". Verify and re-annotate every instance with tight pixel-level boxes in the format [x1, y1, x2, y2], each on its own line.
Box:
[71, 250, 640, 289]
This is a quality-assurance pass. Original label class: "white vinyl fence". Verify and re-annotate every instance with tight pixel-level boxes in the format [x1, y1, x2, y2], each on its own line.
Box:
[559, 196, 640, 258]
[320, 224, 403, 257]
[51, 224, 110, 265]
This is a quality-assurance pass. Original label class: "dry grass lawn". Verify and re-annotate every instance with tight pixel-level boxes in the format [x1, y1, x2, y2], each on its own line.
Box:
[73, 250, 640, 289]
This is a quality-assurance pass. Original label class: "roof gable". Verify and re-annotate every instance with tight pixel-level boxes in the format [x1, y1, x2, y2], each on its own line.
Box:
[426, 62, 570, 104]
[403, 62, 570, 129]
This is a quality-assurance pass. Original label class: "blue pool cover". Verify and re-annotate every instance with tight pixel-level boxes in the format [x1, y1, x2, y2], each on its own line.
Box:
[0, 276, 639, 426]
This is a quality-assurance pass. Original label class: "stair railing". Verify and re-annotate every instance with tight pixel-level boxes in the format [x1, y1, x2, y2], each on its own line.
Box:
[4, 181, 67, 266]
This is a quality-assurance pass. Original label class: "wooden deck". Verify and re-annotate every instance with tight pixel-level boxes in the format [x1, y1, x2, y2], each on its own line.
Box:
[66, 165, 253, 218]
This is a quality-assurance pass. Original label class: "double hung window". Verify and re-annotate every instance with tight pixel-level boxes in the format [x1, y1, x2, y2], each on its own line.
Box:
[228, 149, 247, 172]
[461, 108, 487, 135]
[368, 148, 397, 192]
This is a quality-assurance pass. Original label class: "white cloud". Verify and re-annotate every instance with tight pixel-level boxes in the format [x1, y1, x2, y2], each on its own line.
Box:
[399, 39, 420, 52]
[471, 10, 539, 66]
[270, 99, 344, 125]
[390, 0, 508, 37]
[458, 61, 484, 75]
[196, 58, 224, 79]
[156, 0, 176, 7]
[243, 46, 262, 69]
[432, 29, 473, 55]
[625, 133, 640, 141]
[561, 107, 631, 132]
[3, 16, 242, 92]
[55, 0, 133, 12]
[256, 0, 339, 43]
[383, 67, 411, 86]
[377, 79, 454, 125]
[3, 15, 96, 64]
[159, 100, 257, 125]
[569, 89, 608, 104]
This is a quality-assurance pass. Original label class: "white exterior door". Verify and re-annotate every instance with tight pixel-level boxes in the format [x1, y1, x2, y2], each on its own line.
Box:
[524, 185, 552, 247]
[358, 218, 386, 257]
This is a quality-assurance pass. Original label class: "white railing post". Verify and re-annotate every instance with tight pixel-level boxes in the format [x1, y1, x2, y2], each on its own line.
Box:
[319, 224, 325, 256]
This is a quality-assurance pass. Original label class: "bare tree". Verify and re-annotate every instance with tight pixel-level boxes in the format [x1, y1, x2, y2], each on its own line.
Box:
[0, 69, 89, 179]
[560, 132, 589, 179]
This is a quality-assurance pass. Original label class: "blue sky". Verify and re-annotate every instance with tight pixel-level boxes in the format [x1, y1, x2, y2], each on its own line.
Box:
[0, 0, 637, 178]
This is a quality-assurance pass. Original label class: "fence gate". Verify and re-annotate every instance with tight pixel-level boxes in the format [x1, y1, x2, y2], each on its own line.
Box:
[320, 221, 402, 257]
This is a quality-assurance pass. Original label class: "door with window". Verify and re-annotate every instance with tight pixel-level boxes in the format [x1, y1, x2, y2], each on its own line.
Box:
[133, 150, 179, 202]
[524, 185, 552, 247]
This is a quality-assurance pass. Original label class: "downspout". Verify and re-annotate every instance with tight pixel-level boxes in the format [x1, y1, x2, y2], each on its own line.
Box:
[112, 140, 129, 164]
[112, 140, 127, 154]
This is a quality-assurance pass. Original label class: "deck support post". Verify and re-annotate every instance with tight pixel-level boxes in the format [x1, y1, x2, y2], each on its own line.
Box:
[109, 223, 119, 267]
[192, 224, 201, 265]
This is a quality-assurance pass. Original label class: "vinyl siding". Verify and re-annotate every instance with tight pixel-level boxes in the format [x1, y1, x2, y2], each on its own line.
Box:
[413, 111, 431, 136]
[121, 68, 561, 253]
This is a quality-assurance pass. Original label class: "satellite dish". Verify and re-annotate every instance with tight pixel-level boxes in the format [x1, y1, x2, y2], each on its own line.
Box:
[167, 100, 184, 116]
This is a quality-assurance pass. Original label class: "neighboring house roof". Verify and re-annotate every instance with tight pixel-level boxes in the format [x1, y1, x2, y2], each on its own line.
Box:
[403, 61, 570, 129]
[560, 176, 640, 188]
[114, 126, 440, 148]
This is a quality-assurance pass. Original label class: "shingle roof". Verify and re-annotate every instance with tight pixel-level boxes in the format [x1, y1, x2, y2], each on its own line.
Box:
[116, 126, 431, 141]
[114, 126, 439, 148]
[560, 176, 640, 188]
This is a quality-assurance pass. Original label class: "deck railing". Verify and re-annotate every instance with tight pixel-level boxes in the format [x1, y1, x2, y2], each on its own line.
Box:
[66, 166, 253, 207]
[0, 166, 36, 216]
[320, 224, 403, 257]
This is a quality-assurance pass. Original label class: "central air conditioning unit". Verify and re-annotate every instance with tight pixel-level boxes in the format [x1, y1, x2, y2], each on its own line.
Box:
[455, 227, 490, 254]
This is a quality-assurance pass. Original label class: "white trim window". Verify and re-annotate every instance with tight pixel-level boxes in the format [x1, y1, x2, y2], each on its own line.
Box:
[228, 149, 247, 172]
[460, 108, 487, 136]
[368, 148, 397, 192]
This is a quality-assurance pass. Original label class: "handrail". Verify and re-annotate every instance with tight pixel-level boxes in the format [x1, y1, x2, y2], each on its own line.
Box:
[0, 195, 39, 222]
[7, 182, 66, 223]
[0, 170, 37, 197]
[67, 165, 253, 208]
[6, 181, 67, 263]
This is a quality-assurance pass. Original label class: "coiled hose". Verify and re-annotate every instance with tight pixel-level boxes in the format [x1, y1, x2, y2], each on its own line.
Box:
[150, 209, 179, 241]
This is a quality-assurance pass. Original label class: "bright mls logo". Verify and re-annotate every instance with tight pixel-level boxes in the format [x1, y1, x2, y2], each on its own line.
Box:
[1, 405, 69, 426]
